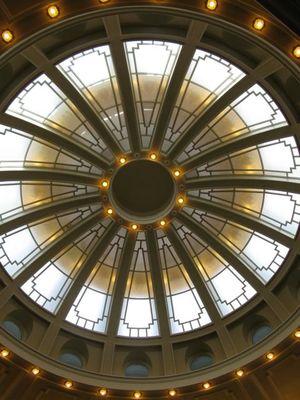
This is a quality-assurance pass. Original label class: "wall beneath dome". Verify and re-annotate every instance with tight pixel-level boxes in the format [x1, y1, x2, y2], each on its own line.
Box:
[0, 340, 300, 399]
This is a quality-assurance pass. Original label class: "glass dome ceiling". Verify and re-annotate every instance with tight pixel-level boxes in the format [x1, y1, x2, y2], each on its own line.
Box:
[0, 39, 299, 339]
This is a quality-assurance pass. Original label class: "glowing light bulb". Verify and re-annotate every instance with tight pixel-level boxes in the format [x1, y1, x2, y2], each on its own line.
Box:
[107, 208, 113, 215]
[253, 18, 265, 31]
[47, 5, 60, 18]
[236, 369, 244, 377]
[169, 389, 176, 396]
[203, 382, 211, 389]
[134, 392, 142, 399]
[160, 220, 166, 227]
[64, 380, 73, 388]
[99, 388, 107, 396]
[131, 224, 138, 230]
[206, 0, 218, 10]
[150, 153, 157, 160]
[266, 352, 274, 360]
[2, 30, 14, 43]
[0, 349, 9, 357]
[99, 0, 110, 3]
[177, 196, 184, 205]
[293, 46, 300, 58]
[32, 367, 40, 375]
[174, 170, 180, 177]
[101, 180, 109, 189]
[119, 157, 126, 164]
[294, 329, 300, 338]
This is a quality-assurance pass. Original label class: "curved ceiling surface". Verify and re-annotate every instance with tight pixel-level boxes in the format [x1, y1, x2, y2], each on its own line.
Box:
[0, 37, 299, 341]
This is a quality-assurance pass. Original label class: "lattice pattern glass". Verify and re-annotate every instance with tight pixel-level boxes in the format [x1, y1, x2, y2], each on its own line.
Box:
[57, 46, 129, 152]
[156, 230, 211, 333]
[118, 232, 159, 337]
[125, 41, 181, 148]
[162, 50, 245, 153]
[66, 227, 126, 332]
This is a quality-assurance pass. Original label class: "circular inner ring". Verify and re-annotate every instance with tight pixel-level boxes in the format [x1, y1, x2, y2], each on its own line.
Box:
[110, 160, 175, 222]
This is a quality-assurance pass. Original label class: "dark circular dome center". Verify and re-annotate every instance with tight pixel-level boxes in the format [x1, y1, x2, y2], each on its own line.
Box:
[111, 160, 175, 217]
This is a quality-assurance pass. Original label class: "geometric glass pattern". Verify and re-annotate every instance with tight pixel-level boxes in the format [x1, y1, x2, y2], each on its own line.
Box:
[1, 41, 300, 338]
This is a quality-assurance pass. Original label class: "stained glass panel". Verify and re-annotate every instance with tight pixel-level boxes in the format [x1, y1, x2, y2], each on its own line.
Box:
[118, 232, 159, 337]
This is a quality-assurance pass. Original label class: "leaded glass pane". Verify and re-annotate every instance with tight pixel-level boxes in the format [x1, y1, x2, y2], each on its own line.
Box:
[175, 221, 256, 316]
[188, 188, 300, 236]
[184, 207, 289, 283]
[190, 137, 300, 179]
[57, 46, 129, 152]
[178, 84, 287, 163]
[156, 230, 211, 333]
[118, 232, 159, 337]
[0, 124, 102, 174]
[0, 206, 100, 277]
[125, 41, 181, 148]
[162, 50, 245, 152]
[65, 227, 126, 331]
[6, 74, 113, 160]
[22, 219, 111, 313]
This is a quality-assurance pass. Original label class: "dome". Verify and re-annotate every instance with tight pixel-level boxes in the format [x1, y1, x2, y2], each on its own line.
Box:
[0, 0, 300, 398]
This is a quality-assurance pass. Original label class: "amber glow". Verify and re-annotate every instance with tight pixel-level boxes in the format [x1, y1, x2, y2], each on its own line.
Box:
[2, 30, 14, 43]
[131, 224, 138, 230]
[177, 196, 184, 205]
[253, 18, 265, 31]
[64, 380, 73, 388]
[203, 382, 211, 389]
[294, 329, 300, 338]
[266, 352, 274, 360]
[293, 46, 300, 58]
[101, 180, 109, 189]
[236, 369, 244, 377]
[47, 5, 60, 18]
[31, 367, 40, 375]
[107, 208, 113, 215]
[169, 389, 176, 396]
[150, 153, 157, 160]
[160, 220, 166, 227]
[206, 0, 218, 10]
[98, 388, 107, 396]
[173, 169, 181, 177]
[99, 0, 110, 3]
[133, 392, 142, 399]
[119, 156, 126, 164]
[0, 349, 9, 357]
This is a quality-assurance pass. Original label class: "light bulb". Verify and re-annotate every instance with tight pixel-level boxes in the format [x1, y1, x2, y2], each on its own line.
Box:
[47, 5, 60, 18]
[2, 30, 14, 43]
[253, 18, 265, 31]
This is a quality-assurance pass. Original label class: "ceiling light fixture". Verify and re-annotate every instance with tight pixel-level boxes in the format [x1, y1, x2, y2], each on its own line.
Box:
[150, 153, 157, 160]
[31, 367, 40, 375]
[203, 382, 211, 389]
[131, 224, 138, 230]
[236, 369, 244, 377]
[133, 391, 142, 399]
[177, 196, 184, 205]
[98, 388, 107, 396]
[206, 0, 218, 11]
[0, 349, 9, 357]
[293, 46, 300, 58]
[266, 352, 274, 360]
[253, 18, 265, 31]
[107, 208, 113, 215]
[47, 5, 60, 18]
[169, 389, 177, 396]
[294, 329, 300, 338]
[1, 29, 14, 43]
[160, 220, 166, 227]
[101, 180, 109, 189]
[173, 169, 180, 177]
[119, 157, 126, 164]
[99, 0, 110, 3]
[64, 380, 73, 388]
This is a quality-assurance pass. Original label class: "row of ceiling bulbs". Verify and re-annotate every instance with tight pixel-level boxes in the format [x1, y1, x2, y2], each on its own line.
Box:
[1, 329, 300, 398]
[1, 1, 300, 58]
